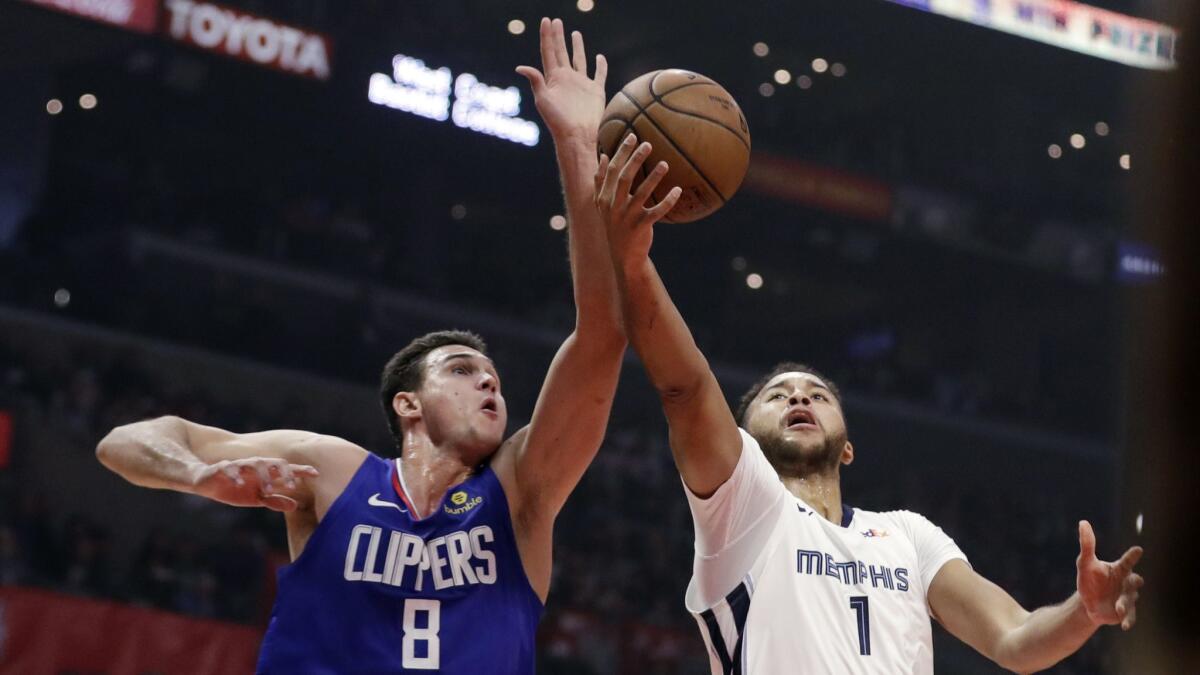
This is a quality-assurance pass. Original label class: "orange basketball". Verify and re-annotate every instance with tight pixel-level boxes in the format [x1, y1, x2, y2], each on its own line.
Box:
[598, 69, 751, 223]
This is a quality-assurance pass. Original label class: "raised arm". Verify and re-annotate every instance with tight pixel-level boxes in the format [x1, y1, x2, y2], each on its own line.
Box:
[598, 137, 741, 498]
[96, 415, 357, 512]
[502, 18, 627, 517]
[929, 520, 1144, 673]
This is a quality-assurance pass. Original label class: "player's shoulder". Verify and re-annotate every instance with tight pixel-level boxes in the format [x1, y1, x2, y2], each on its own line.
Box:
[855, 507, 941, 536]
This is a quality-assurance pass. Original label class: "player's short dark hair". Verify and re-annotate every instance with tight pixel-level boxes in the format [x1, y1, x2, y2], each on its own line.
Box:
[379, 330, 488, 452]
[734, 362, 843, 426]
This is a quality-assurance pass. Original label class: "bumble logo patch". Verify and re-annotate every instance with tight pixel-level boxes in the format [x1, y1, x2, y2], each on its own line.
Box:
[445, 490, 483, 515]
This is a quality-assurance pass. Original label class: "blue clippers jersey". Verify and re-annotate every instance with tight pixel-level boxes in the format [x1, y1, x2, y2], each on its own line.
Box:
[257, 453, 543, 674]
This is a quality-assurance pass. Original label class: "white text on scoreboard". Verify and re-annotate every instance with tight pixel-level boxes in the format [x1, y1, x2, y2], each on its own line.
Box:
[368, 54, 540, 147]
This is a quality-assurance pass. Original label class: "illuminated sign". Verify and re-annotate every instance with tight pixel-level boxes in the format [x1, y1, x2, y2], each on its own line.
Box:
[20, 0, 158, 33]
[1117, 241, 1166, 284]
[368, 54, 540, 147]
[163, 0, 332, 80]
[885, 0, 1177, 70]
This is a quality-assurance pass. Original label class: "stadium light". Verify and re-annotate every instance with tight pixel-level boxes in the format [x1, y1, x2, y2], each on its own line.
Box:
[797, 75, 813, 90]
[773, 69, 791, 85]
[1048, 144, 1063, 159]
[550, 215, 567, 230]
[753, 42, 769, 57]
[1095, 121, 1109, 136]
[1070, 133, 1086, 149]
[576, 0, 594, 12]
[831, 63, 847, 77]
[811, 58, 828, 73]
[46, 99, 63, 115]
[507, 19, 525, 35]
[758, 83, 775, 97]
[746, 273, 764, 289]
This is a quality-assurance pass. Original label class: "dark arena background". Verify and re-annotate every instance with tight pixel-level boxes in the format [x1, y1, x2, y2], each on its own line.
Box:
[0, 0, 1194, 673]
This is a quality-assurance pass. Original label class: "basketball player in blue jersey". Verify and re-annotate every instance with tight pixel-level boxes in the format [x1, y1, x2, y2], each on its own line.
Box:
[597, 148, 1146, 673]
[95, 19, 680, 673]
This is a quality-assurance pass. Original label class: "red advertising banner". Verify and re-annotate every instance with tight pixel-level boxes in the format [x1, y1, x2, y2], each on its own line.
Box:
[0, 411, 10, 469]
[162, 0, 333, 81]
[743, 153, 894, 223]
[0, 587, 261, 674]
[18, 0, 159, 34]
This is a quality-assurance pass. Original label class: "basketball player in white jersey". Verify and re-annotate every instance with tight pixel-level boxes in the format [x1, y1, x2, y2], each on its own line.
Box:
[596, 148, 1145, 673]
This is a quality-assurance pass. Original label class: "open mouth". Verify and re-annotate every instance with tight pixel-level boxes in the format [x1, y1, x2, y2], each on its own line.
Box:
[784, 408, 816, 430]
[481, 398, 498, 415]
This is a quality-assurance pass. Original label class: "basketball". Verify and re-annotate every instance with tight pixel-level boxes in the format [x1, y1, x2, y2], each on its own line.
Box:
[598, 69, 751, 223]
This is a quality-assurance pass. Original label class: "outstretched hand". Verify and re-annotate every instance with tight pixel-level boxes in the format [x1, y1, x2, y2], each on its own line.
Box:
[596, 133, 682, 265]
[191, 457, 320, 513]
[516, 17, 607, 143]
[1076, 520, 1144, 630]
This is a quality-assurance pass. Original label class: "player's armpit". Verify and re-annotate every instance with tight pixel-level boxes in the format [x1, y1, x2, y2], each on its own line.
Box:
[928, 559, 1031, 669]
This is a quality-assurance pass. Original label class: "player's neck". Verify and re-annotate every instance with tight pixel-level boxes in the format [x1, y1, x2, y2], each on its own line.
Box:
[781, 470, 844, 525]
[399, 432, 478, 518]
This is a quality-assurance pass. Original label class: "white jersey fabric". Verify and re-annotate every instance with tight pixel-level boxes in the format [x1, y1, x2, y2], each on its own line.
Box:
[684, 429, 967, 674]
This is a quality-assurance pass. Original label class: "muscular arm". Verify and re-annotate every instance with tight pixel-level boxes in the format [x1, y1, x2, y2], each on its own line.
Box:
[507, 18, 625, 518]
[600, 151, 740, 497]
[96, 415, 359, 512]
[930, 522, 1144, 673]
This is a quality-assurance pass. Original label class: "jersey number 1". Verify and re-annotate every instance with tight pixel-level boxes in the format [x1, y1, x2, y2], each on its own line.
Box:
[849, 596, 871, 656]
[402, 599, 441, 669]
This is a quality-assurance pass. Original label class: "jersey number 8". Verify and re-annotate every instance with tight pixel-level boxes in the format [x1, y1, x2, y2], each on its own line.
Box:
[402, 599, 441, 669]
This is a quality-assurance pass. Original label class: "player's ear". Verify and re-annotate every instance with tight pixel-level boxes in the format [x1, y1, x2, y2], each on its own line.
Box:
[840, 441, 854, 466]
[393, 391, 421, 420]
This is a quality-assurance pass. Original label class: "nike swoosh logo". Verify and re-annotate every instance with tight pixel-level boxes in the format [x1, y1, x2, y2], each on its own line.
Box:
[368, 493, 407, 513]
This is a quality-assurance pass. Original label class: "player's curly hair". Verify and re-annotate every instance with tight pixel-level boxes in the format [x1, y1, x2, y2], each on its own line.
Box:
[734, 362, 843, 426]
[379, 330, 488, 453]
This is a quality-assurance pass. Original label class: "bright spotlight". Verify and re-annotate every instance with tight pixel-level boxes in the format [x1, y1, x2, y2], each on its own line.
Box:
[746, 273, 764, 289]
[1070, 133, 1086, 149]
[549, 215, 567, 230]
[811, 58, 828, 73]
[1048, 144, 1063, 159]
[46, 99, 63, 115]
[577, 0, 595, 11]
[507, 19, 526, 35]
[773, 69, 791, 85]
[79, 93, 97, 110]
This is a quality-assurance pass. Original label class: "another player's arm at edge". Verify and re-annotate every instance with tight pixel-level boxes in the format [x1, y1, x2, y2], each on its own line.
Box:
[598, 130, 739, 499]
[95, 415, 363, 513]
[928, 521, 1144, 673]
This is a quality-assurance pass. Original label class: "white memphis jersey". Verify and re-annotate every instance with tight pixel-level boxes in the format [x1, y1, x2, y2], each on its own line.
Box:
[684, 429, 967, 674]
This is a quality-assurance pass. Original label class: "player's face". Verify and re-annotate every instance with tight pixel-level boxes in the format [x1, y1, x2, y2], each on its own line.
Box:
[416, 346, 507, 453]
[744, 372, 851, 475]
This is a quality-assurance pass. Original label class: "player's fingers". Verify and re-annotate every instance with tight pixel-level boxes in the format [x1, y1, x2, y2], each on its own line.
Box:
[290, 464, 320, 477]
[260, 493, 298, 513]
[617, 142, 652, 197]
[1127, 573, 1144, 590]
[1122, 606, 1136, 630]
[1078, 520, 1096, 561]
[1117, 546, 1144, 572]
[631, 160, 668, 208]
[594, 54, 608, 87]
[514, 66, 546, 92]
[602, 135, 636, 205]
[571, 30, 587, 73]
[594, 154, 609, 197]
[538, 18, 557, 70]
[277, 463, 297, 489]
[252, 462, 274, 493]
[220, 462, 244, 486]
[551, 18, 569, 68]
[641, 186, 682, 226]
